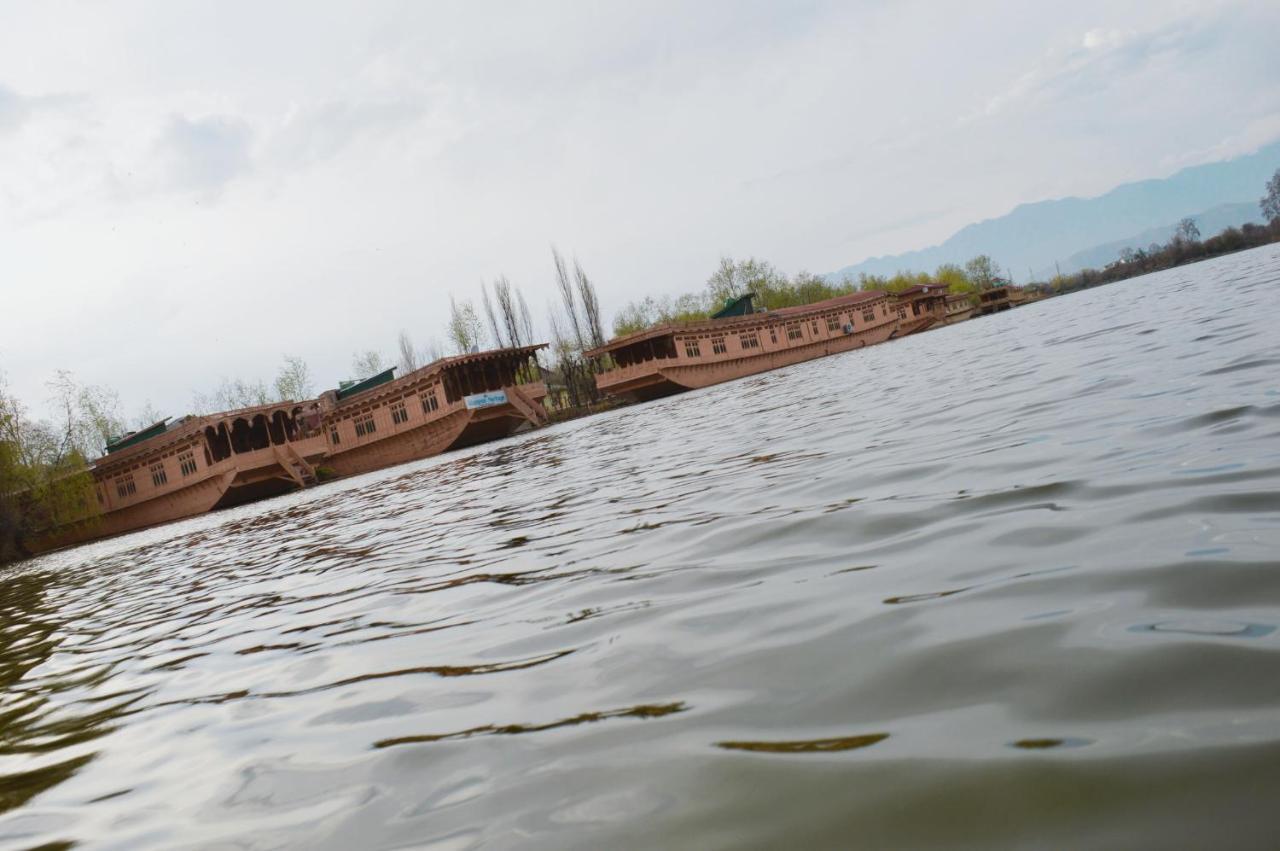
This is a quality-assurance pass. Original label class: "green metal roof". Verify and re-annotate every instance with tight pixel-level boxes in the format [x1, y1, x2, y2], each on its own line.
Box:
[335, 367, 397, 401]
[711, 292, 757, 319]
[105, 418, 170, 455]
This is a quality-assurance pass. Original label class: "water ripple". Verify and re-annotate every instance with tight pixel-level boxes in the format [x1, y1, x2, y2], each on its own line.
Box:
[3, 245, 1280, 848]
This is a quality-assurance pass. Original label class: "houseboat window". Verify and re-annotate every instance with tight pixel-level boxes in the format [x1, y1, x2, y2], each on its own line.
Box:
[826, 316, 840, 332]
[684, 340, 701, 358]
[739, 333, 760, 349]
[862, 308, 876, 323]
[178, 451, 198, 477]
[354, 415, 377, 437]
[391, 401, 409, 425]
[897, 307, 907, 319]
[330, 428, 341, 445]
[150, 462, 168, 487]
[811, 321, 819, 335]
[116, 474, 136, 498]
[711, 337, 727, 355]
[421, 391, 439, 414]
[786, 324, 803, 341]
[770, 329, 778, 344]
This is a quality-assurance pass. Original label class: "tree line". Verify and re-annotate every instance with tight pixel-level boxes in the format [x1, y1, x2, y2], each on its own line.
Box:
[1040, 212, 1280, 296]
[612, 254, 1009, 337]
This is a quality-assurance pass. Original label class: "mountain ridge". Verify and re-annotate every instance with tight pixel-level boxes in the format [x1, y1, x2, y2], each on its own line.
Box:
[827, 140, 1280, 282]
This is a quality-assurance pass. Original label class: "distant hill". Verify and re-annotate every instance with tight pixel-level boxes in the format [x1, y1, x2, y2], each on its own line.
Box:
[1054, 202, 1263, 275]
[828, 140, 1280, 283]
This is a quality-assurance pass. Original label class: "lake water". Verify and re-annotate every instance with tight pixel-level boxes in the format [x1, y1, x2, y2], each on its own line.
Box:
[3, 245, 1280, 849]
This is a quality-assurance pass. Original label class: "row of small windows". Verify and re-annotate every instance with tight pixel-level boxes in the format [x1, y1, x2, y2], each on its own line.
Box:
[676, 304, 891, 356]
[328, 389, 443, 446]
[116, 474, 136, 498]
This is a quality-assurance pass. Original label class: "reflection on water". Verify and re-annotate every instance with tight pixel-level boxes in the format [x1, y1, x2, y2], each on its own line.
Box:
[3, 245, 1280, 848]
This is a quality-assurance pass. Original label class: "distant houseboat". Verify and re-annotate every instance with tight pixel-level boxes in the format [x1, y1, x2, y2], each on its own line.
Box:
[892, 284, 950, 328]
[318, 345, 548, 477]
[974, 286, 1013, 316]
[585, 291, 915, 402]
[945, 292, 974, 324]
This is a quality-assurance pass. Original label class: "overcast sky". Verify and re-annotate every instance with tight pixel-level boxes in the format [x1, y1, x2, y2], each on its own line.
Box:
[2, 0, 1278, 420]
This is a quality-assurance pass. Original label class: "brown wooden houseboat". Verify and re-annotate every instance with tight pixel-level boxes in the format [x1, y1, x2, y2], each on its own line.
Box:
[32, 402, 328, 551]
[317, 345, 548, 478]
[27, 345, 550, 553]
[586, 290, 914, 402]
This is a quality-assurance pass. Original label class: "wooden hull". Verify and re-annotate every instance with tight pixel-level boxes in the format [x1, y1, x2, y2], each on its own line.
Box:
[28, 436, 328, 554]
[324, 403, 538, 478]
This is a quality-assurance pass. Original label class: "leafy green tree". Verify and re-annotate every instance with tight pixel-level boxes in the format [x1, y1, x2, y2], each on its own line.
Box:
[964, 255, 1001, 289]
[1, 372, 102, 563]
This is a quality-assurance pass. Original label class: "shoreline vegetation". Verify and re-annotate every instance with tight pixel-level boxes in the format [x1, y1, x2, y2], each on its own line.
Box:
[4, 173, 1280, 565]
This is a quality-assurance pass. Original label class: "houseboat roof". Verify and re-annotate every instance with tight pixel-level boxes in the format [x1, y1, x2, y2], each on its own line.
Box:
[336, 368, 397, 401]
[586, 290, 888, 357]
[329, 344, 547, 411]
[710, 292, 758, 319]
[92, 401, 306, 472]
[895, 283, 948, 297]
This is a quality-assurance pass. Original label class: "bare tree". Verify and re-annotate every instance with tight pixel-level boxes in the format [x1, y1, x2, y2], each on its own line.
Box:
[274, 355, 314, 401]
[397, 331, 421, 374]
[517, 290, 535, 348]
[1175, 217, 1201, 243]
[574, 260, 605, 351]
[552, 247, 585, 351]
[351, 350, 386, 380]
[493, 275, 524, 349]
[480, 282, 504, 348]
[1261, 168, 1280, 224]
[131, 402, 164, 430]
[192, 377, 272, 414]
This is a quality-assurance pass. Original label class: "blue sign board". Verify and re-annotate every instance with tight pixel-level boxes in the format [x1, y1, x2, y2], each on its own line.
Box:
[464, 390, 508, 410]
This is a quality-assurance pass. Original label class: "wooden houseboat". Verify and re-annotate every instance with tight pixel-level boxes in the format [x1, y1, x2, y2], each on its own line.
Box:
[585, 290, 913, 402]
[944, 292, 974, 324]
[892, 283, 950, 329]
[318, 345, 548, 478]
[27, 345, 550, 553]
[974, 286, 1013, 316]
[31, 402, 328, 551]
